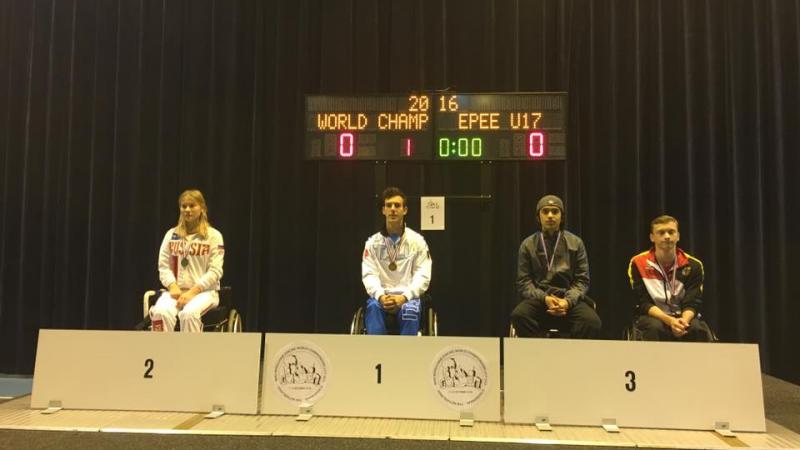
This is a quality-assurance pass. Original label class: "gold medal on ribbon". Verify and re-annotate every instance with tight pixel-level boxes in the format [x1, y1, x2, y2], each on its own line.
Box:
[385, 235, 403, 272]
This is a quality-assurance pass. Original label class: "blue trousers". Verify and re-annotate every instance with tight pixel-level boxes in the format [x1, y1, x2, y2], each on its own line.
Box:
[365, 297, 421, 335]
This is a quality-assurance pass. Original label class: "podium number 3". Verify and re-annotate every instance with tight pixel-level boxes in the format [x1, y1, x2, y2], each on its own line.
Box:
[625, 370, 636, 391]
[144, 358, 154, 378]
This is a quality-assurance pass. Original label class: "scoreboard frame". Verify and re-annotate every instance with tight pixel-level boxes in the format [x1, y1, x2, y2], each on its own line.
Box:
[305, 92, 567, 161]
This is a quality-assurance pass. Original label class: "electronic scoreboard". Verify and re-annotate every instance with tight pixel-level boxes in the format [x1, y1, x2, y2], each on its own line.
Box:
[305, 92, 567, 161]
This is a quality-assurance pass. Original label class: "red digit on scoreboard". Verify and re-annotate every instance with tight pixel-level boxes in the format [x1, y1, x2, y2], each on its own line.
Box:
[339, 132, 355, 158]
[528, 131, 545, 158]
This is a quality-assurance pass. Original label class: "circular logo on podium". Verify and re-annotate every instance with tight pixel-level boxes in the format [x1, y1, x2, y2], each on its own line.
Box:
[272, 342, 330, 405]
[431, 346, 488, 410]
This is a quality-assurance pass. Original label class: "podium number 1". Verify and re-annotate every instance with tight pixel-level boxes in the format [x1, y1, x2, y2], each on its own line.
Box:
[375, 363, 382, 384]
[144, 358, 154, 379]
[625, 370, 636, 392]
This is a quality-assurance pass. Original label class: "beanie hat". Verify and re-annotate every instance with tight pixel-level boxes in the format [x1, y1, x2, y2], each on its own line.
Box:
[536, 194, 564, 213]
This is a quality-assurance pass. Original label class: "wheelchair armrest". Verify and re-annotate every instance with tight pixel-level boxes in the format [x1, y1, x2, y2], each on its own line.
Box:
[218, 286, 233, 307]
[143, 290, 158, 318]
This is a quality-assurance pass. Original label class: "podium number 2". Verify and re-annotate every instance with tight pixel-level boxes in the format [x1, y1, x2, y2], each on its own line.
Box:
[375, 363, 382, 384]
[144, 359, 154, 378]
[625, 370, 636, 391]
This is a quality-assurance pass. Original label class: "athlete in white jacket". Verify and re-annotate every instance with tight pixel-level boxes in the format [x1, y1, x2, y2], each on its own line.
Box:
[150, 190, 224, 332]
[362, 187, 431, 335]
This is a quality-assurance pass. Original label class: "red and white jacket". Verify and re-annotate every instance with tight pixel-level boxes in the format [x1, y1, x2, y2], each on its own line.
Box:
[158, 226, 224, 292]
[627, 248, 704, 316]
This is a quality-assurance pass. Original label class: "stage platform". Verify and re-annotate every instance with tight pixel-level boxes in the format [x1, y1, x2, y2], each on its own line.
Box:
[1, 375, 799, 450]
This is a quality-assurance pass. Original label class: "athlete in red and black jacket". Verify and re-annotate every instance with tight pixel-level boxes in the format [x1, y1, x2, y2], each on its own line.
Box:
[627, 215, 713, 341]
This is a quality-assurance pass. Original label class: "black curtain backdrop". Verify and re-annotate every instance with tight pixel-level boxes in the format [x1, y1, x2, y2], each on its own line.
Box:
[1, 0, 798, 383]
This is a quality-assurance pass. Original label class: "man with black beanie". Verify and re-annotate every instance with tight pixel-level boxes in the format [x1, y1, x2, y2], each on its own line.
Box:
[510, 194, 602, 338]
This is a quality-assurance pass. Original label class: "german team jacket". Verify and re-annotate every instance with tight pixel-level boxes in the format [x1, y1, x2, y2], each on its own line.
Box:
[627, 248, 704, 317]
[516, 230, 590, 308]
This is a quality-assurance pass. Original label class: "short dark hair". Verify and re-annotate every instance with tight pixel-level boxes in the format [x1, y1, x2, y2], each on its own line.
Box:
[382, 186, 407, 207]
[650, 215, 679, 232]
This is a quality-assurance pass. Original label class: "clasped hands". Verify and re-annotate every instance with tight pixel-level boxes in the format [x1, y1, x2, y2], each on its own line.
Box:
[667, 316, 691, 337]
[379, 294, 407, 313]
[168, 283, 198, 309]
[545, 295, 569, 316]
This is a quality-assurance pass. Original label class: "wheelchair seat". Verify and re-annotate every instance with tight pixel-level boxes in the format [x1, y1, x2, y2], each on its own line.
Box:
[136, 286, 243, 332]
[623, 310, 718, 342]
[350, 294, 437, 336]
[509, 296, 596, 338]
[508, 323, 565, 338]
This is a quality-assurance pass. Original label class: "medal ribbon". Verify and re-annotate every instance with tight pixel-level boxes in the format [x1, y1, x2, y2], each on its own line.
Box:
[178, 234, 197, 268]
[656, 251, 679, 303]
[384, 234, 404, 268]
[539, 231, 562, 272]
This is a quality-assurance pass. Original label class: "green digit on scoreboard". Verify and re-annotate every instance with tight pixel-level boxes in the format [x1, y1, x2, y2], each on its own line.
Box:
[438, 138, 449, 157]
[471, 138, 482, 157]
[458, 138, 469, 157]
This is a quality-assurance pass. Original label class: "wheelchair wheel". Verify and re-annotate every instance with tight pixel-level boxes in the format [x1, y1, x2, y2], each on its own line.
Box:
[508, 323, 517, 338]
[350, 307, 365, 335]
[623, 324, 642, 341]
[708, 329, 720, 342]
[226, 309, 243, 332]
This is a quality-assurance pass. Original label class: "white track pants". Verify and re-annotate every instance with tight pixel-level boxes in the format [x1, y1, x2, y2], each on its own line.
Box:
[149, 290, 219, 332]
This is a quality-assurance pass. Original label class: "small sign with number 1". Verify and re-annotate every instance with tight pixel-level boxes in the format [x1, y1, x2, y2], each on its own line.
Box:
[421, 196, 445, 230]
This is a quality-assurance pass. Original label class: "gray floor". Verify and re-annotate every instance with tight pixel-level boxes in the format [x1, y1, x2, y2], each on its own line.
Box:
[0, 431, 681, 450]
[762, 374, 800, 434]
[0, 374, 33, 399]
[0, 373, 797, 449]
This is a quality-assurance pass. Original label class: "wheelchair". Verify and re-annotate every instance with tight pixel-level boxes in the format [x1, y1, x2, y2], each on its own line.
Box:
[350, 294, 438, 336]
[623, 310, 718, 342]
[509, 296, 597, 338]
[509, 323, 573, 338]
[136, 286, 243, 332]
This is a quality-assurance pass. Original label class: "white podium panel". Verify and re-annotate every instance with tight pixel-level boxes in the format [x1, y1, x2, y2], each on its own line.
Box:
[261, 333, 501, 421]
[504, 339, 765, 431]
[31, 329, 262, 414]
